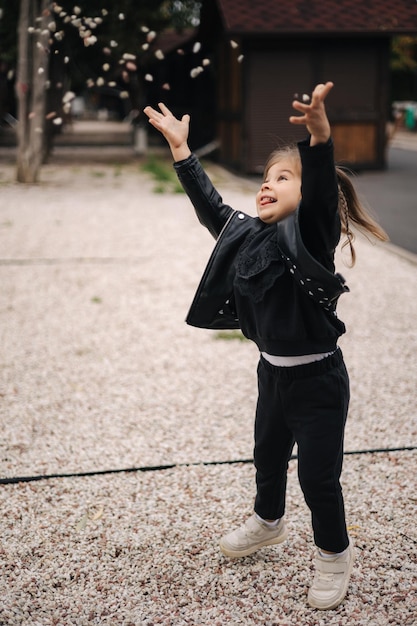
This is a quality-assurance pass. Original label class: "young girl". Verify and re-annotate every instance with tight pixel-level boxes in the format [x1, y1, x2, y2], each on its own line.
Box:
[144, 83, 388, 611]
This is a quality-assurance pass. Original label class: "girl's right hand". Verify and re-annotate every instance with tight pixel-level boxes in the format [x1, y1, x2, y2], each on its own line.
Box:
[144, 103, 191, 161]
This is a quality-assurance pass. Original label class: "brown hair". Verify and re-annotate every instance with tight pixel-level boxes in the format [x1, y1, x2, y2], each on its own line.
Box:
[264, 146, 389, 266]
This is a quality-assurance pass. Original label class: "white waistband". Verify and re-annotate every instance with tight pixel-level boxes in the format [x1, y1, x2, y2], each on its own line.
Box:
[261, 350, 336, 367]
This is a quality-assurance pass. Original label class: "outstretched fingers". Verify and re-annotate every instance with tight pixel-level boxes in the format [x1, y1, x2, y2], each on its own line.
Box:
[289, 81, 333, 126]
[311, 81, 334, 105]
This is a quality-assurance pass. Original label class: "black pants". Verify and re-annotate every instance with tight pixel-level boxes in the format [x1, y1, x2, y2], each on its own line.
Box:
[254, 348, 350, 553]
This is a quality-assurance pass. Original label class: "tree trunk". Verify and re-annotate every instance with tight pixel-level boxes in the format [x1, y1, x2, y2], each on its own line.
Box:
[16, 0, 50, 183]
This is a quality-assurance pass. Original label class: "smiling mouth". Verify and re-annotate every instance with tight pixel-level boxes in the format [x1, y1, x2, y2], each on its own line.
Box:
[260, 196, 277, 206]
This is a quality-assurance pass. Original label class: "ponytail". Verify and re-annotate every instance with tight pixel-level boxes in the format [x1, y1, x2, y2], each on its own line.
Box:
[336, 167, 389, 267]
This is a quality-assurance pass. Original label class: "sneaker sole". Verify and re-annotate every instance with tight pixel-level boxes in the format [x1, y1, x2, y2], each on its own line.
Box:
[307, 545, 355, 610]
[219, 525, 289, 558]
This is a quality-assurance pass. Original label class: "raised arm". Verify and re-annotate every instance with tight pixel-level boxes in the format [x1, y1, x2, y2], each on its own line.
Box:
[290, 83, 340, 261]
[143, 103, 191, 162]
[143, 102, 234, 238]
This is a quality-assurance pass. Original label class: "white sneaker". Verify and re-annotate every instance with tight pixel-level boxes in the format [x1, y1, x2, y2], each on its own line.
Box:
[219, 513, 288, 558]
[308, 542, 355, 610]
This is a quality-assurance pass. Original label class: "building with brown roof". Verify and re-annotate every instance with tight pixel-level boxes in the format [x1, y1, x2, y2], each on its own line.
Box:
[194, 0, 417, 172]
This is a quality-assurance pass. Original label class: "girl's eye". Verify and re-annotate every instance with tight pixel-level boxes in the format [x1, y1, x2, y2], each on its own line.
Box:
[278, 175, 288, 181]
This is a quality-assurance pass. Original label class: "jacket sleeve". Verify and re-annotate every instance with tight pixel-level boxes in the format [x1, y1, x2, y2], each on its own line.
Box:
[297, 138, 341, 268]
[174, 153, 234, 239]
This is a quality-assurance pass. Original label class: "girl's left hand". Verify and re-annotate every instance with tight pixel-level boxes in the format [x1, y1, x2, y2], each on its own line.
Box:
[289, 81, 333, 146]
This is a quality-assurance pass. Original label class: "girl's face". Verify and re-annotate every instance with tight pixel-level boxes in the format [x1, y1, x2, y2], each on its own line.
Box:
[256, 158, 301, 224]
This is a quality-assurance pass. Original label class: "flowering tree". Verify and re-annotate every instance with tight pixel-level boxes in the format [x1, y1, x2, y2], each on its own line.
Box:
[16, 0, 50, 182]
[4, 0, 200, 183]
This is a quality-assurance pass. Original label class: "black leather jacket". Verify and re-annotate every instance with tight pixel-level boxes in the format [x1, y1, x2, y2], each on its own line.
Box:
[174, 151, 349, 336]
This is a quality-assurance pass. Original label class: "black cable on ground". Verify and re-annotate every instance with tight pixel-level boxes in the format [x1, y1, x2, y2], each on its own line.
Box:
[0, 445, 415, 486]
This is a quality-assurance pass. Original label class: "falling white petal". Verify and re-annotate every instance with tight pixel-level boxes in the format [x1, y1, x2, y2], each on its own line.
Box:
[155, 49, 164, 60]
[84, 35, 97, 47]
[302, 93, 311, 102]
[53, 117, 62, 125]
[110, 40, 118, 48]
[122, 53, 136, 60]
[142, 43, 149, 51]
[202, 58, 210, 66]
[162, 83, 170, 90]
[141, 26, 149, 33]
[144, 74, 153, 82]
[193, 41, 201, 53]
[230, 40, 238, 48]
[120, 91, 129, 99]
[147, 31, 156, 42]
[119, 13, 125, 20]
[102, 63, 110, 72]
[96, 77, 105, 86]
[237, 54, 244, 63]
[190, 66, 203, 78]
[62, 91, 75, 104]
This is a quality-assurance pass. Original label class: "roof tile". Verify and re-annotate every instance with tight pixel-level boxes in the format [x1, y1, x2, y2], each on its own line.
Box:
[216, 0, 417, 34]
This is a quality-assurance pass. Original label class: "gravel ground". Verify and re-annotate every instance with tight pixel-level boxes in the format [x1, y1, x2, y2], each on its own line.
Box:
[0, 155, 416, 625]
